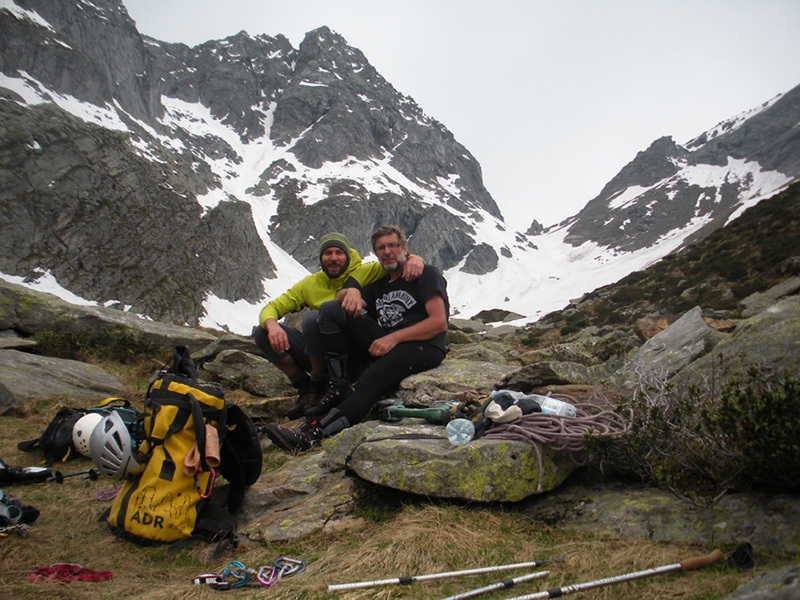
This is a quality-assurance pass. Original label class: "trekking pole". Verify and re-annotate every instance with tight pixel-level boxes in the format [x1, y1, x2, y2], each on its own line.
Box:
[327, 560, 554, 593]
[441, 569, 550, 600]
[503, 549, 724, 600]
[46, 469, 98, 483]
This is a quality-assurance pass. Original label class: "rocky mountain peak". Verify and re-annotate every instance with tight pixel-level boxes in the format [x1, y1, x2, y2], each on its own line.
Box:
[1, 0, 799, 332]
[561, 85, 799, 252]
[4, 0, 154, 119]
[1, 0, 508, 327]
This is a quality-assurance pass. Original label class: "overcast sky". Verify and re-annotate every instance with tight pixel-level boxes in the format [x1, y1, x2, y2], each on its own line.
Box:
[123, 0, 800, 228]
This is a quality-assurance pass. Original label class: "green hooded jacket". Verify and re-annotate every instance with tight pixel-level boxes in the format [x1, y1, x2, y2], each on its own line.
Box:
[258, 248, 386, 326]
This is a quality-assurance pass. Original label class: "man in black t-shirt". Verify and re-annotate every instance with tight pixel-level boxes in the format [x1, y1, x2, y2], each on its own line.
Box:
[264, 225, 449, 451]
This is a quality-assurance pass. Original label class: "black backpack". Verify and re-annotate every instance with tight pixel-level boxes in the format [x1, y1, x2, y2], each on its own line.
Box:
[18, 398, 136, 465]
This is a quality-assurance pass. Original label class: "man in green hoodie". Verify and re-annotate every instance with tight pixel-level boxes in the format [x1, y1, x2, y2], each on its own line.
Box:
[253, 232, 423, 417]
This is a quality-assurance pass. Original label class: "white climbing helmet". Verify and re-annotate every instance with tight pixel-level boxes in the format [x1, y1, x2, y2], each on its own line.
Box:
[72, 412, 104, 458]
[89, 411, 143, 480]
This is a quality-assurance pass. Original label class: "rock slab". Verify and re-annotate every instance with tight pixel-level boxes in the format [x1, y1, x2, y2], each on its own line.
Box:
[0, 349, 124, 413]
[324, 421, 578, 502]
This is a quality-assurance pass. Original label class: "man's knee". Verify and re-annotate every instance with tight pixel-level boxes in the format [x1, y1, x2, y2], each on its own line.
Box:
[318, 300, 345, 320]
[252, 324, 287, 363]
[252, 325, 269, 351]
[318, 301, 346, 334]
[300, 309, 322, 336]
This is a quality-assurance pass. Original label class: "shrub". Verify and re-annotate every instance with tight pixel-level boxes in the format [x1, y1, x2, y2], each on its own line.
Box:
[559, 324, 580, 336]
[591, 361, 800, 496]
[708, 368, 800, 492]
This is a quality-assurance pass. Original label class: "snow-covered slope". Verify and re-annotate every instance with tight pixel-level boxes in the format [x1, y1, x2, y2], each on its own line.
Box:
[1, 63, 797, 334]
[2, 0, 799, 335]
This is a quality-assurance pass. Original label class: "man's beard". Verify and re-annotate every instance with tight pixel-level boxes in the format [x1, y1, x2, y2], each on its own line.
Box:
[324, 263, 344, 277]
[381, 258, 404, 273]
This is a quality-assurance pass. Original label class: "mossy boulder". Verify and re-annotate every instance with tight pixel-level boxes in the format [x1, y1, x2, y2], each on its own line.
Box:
[323, 421, 578, 502]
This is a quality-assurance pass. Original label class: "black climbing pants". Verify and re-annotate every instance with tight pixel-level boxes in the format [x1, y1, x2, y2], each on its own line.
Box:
[317, 300, 445, 425]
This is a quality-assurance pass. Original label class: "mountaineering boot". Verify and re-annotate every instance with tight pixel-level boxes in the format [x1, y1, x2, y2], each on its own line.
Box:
[304, 378, 351, 416]
[305, 353, 352, 417]
[264, 420, 322, 452]
[317, 408, 350, 437]
[287, 377, 328, 420]
[264, 409, 351, 452]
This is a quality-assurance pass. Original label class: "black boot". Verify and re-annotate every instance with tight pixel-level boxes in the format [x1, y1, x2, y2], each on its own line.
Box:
[264, 420, 322, 452]
[287, 376, 327, 420]
[317, 408, 350, 437]
[304, 379, 351, 416]
[305, 354, 352, 417]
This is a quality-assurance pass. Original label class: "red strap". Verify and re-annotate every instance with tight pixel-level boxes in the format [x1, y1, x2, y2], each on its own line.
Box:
[27, 563, 113, 583]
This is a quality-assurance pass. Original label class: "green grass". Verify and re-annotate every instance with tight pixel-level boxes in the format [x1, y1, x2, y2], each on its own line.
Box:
[0, 382, 786, 600]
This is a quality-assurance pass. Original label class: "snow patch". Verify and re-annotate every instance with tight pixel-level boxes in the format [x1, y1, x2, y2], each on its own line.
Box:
[1, 269, 98, 306]
[607, 185, 653, 210]
[0, 71, 128, 131]
[0, 0, 56, 31]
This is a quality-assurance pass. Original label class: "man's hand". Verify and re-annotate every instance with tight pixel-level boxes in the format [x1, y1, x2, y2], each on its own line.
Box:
[337, 287, 365, 317]
[264, 319, 289, 354]
[402, 254, 424, 281]
[369, 332, 399, 357]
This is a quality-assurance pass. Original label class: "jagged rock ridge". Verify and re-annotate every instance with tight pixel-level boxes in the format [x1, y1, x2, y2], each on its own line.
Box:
[0, 0, 503, 326]
[1, 0, 799, 331]
[562, 87, 800, 251]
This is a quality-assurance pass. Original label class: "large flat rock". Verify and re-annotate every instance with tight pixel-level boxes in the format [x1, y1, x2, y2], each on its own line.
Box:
[324, 421, 578, 502]
[0, 349, 124, 412]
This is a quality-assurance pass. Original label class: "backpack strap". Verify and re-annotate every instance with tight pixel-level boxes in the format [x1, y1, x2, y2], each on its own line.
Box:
[187, 393, 208, 470]
[218, 404, 262, 514]
[166, 345, 197, 380]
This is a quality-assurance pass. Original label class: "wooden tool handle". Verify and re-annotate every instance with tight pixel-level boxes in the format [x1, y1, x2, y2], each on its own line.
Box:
[681, 549, 724, 571]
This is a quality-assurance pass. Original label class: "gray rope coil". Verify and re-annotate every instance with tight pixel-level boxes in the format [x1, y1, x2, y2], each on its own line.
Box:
[482, 397, 630, 492]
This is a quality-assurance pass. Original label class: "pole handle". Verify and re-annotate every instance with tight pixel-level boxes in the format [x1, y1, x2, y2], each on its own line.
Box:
[680, 549, 724, 571]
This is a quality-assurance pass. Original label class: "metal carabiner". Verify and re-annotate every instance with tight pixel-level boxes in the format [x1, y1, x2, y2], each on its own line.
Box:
[274, 556, 306, 578]
[195, 467, 216, 499]
[257, 565, 279, 586]
[192, 573, 229, 590]
[221, 561, 250, 588]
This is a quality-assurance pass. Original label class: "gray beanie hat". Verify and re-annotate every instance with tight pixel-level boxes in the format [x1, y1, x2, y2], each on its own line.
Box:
[318, 232, 351, 274]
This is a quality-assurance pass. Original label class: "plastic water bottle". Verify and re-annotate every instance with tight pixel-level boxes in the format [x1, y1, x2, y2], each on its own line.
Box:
[531, 394, 577, 417]
[446, 418, 475, 446]
[490, 389, 527, 401]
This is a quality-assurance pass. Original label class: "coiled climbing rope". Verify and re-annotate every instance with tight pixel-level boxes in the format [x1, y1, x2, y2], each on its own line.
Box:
[482, 395, 630, 492]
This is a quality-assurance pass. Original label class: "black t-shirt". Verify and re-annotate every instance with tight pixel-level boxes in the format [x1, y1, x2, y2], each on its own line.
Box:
[359, 265, 449, 352]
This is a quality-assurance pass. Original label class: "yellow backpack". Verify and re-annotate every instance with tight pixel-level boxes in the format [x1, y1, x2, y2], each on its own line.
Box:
[106, 347, 261, 544]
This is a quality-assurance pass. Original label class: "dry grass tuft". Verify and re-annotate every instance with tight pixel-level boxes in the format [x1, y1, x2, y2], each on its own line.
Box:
[0, 364, 777, 599]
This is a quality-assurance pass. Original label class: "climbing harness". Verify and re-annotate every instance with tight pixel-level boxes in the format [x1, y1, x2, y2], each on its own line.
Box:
[0, 487, 39, 528]
[27, 563, 113, 583]
[192, 557, 305, 590]
[0, 501, 23, 524]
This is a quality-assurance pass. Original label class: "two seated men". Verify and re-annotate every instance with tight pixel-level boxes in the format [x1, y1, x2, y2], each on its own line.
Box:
[253, 226, 449, 450]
